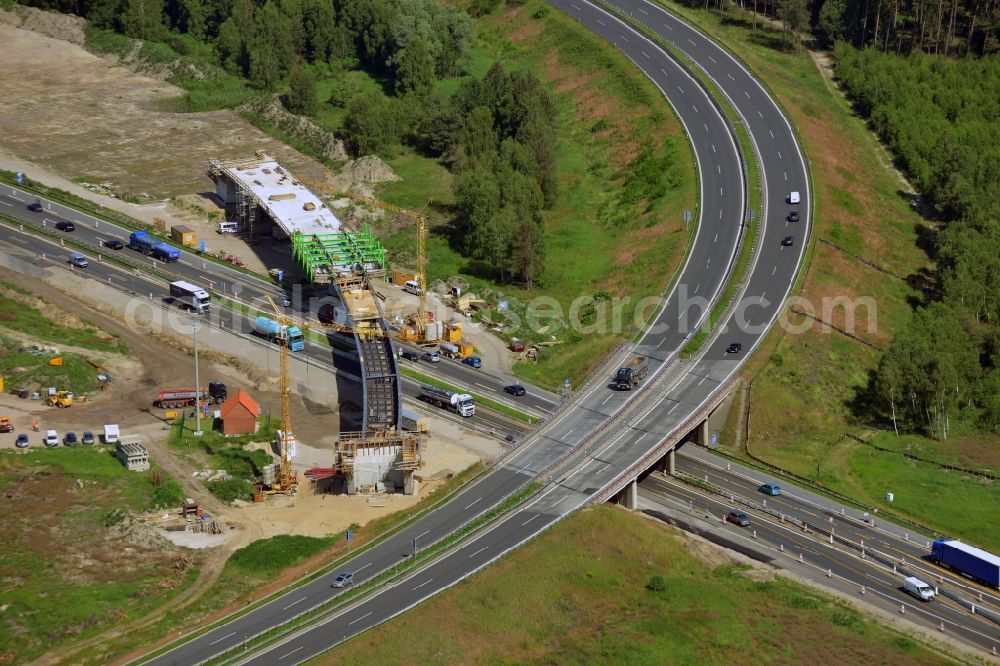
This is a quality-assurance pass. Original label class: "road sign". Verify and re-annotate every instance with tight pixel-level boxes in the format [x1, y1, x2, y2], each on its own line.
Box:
[683, 210, 691, 222]
[199, 240, 207, 252]
[15, 172, 23, 185]
[749, 210, 755, 221]
[345, 528, 352, 541]
[711, 432, 717, 445]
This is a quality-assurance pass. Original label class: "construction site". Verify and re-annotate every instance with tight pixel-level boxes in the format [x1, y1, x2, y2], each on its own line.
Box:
[207, 153, 429, 496]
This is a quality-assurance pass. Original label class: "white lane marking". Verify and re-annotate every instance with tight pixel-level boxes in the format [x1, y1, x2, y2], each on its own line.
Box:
[687, 38, 696, 46]
[597, 463, 610, 474]
[784, 171, 788, 181]
[703, 123, 709, 132]
[727, 73, 735, 80]
[760, 292, 766, 303]
[0, 201, 10, 207]
[677, 85, 685, 94]
[282, 596, 307, 610]
[468, 546, 488, 558]
[697, 375, 707, 385]
[744, 90, 750, 99]
[694, 282, 701, 293]
[522, 514, 539, 527]
[757, 110, 764, 118]
[414, 530, 430, 540]
[769, 130, 774, 139]
[771, 266, 777, 276]
[642, 50, 650, 59]
[208, 631, 235, 646]
[719, 209, 723, 219]
[691, 104, 698, 113]
[596, 18, 605, 25]
[668, 402, 679, 414]
[279, 646, 304, 660]
[638, 6, 648, 13]
[708, 55, 717, 64]
[663, 23, 673, 30]
[711, 144, 716, 153]
[601, 393, 614, 405]
[475, 382, 492, 390]
[713, 233, 718, 243]
[717, 164, 721, 174]
[464, 497, 482, 510]
[778, 151, 782, 159]
[348, 612, 373, 626]
[719, 186, 723, 196]
[706, 257, 711, 267]
[566, 428, 576, 438]
[413, 578, 434, 590]
[661, 68, 668, 76]
[620, 34, 629, 42]
[570, 3, 581, 9]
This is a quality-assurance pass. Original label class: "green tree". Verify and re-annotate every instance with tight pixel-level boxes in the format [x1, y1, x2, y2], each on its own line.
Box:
[394, 36, 435, 95]
[120, 0, 164, 39]
[509, 216, 545, 288]
[286, 65, 318, 115]
[344, 91, 399, 155]
[777, 0, 808, 47]
[457, 106, 499, 169]
[301, 0, 337, 63]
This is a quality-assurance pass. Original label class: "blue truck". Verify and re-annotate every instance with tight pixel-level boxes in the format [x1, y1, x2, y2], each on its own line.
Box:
[930, 539, 1000, 588]
[252, 316, 305, 352]
[129, 231, 180, 262]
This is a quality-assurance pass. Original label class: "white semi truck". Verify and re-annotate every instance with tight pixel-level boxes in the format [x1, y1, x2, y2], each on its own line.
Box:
[418, 385, 475, 417]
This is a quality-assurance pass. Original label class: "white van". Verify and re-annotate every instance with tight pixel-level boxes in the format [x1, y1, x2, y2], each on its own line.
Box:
[217, 221, 240, 234]
[787, 191, 801, 204]
[44, 429, 59, 447]
[903, 576, 935, 601]
[403, 280, 421, 296]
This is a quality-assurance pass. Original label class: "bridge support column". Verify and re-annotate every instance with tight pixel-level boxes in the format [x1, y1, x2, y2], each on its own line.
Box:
[625, 478, 638, 510]
[668, 448, 676, 475]
[344, 475, 357, 496]
[699, 419, 709, 446]
[403, 471, 417, 496]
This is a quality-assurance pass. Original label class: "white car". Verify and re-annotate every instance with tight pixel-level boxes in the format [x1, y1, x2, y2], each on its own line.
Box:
[787, 191, 801, 204]
[44, 429, 59, 447]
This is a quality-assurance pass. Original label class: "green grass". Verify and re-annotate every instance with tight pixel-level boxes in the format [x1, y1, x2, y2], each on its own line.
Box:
[0, 448, 196, 662]
[323, 505, 952, 665]
[228, 535, 336, 574]
[0, 336, 103, 395]
[401, 367, 539, 424]
[0, 280, 129, 353]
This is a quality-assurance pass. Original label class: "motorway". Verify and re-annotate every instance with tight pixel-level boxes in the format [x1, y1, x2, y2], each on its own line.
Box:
[638, 448, 1000, 653]
[140, 0, 814, 662]
[0, 198, 554, 436]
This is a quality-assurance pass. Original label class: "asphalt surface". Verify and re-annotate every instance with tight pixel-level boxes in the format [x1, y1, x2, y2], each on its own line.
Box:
[640, 449, 1000, 655]
[136, 0, 817, 662]
[0, 228, 531, 439]
[0, 188, 560, 418]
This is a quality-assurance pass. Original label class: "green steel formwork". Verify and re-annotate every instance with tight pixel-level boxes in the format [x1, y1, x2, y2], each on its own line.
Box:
[292, 225, 386, 284]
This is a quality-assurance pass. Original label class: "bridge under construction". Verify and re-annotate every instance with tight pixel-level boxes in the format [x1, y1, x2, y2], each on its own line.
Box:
[208, 154, 421, 494]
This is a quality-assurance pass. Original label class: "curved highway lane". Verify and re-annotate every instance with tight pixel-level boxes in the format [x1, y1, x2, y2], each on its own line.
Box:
[144, 2, 803, 663]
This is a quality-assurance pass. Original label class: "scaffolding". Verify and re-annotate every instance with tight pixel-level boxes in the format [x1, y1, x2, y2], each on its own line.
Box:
[291, 225, 386, 284]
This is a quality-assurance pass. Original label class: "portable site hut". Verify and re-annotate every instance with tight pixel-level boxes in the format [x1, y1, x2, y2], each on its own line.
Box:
[220, 389, 260, 436]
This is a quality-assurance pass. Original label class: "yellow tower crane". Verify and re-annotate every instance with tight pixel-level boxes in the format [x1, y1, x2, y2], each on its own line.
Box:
[265, 294, 297, 494]
[295, 171, 430, 339]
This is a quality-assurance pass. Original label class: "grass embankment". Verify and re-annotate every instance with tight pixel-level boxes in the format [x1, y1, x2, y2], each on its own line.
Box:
[0, 448, 190, 663]
[77, 464, 486, 665]
[322, 505, 951, 664]
[0, 280, 127, 394]
[655, 4, 1000, 548]
[168, 415, 278, 502]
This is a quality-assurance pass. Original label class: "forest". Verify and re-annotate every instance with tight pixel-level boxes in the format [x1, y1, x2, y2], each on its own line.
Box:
[834, 45, 1000, 436]
[18, 0, 553, 285]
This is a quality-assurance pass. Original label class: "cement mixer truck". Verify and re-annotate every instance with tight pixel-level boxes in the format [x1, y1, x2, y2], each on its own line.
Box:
[418, 384, 475, 417]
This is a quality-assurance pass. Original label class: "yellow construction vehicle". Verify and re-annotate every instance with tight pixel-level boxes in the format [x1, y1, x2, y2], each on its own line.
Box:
[47, 390, 74, 408]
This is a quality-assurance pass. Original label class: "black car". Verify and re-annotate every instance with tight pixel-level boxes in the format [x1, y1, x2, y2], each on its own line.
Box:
[399, 350, 419, 361]
[504, 384, 526, 397]
[787, 210, 800, 222]
[15, 434, 30, 449]
[781, 235, 794, 247]
[726, 342, 743, 354]
[27, 202, 43, 212]
[64, 432, 78, 446]
[55, 220, 75, 232]
[104, 238, 124, 250]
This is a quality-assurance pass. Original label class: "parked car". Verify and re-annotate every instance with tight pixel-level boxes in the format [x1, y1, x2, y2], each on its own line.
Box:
[504, 384, 526, 397]
[0, 417, 12, 433]
[787, 210, 800, 222]
[331, 572, 354, 588]
[55, 220, 75, 232]
[726, 342, 743, 354]
[27, 202, 43, 212]
[727, 510, 751, 527]
[781, 235, 794, 247]
[81, 431, 95, 445]
[421, 351, 440, 363]
[44, 429, 59, 447]
[758, 482, 782, 496]
[15, 433, 30, 448]
[103, 238, 124, 250]
[399, 350, 420, 361]
[64, 431, 78, 446]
